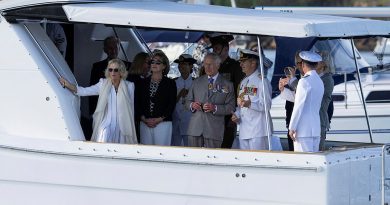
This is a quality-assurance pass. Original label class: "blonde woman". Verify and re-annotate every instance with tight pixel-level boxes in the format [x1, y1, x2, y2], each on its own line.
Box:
[60, 59, 137, 144]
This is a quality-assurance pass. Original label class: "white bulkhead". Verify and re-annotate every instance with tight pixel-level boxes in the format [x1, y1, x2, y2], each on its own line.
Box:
[0, 16, 83, 140]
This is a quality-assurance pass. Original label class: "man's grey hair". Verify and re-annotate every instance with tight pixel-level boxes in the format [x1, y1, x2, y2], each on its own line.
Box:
[205, 52, 221, 66]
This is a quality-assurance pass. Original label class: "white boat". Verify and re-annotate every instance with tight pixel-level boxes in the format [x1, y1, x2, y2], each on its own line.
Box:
[1, 0, 390, 204]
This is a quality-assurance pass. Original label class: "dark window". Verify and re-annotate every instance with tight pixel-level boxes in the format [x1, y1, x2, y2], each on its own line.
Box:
[332, 94, 345, 102]
[366, 91, 390, 103]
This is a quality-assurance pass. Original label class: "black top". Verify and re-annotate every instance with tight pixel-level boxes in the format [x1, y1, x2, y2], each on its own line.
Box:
[219, 57, 245, 98]
[138, 76, 177, 121]
[127, 74, 147, 121]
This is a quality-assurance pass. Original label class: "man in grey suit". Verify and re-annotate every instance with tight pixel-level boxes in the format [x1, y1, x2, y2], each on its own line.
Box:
[185, 53, 235, 148]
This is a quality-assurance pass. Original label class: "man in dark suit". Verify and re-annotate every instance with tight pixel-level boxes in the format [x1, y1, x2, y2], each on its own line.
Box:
[89, 36, 131, 115]
[185, 53, 235, 148]
[209, 33, 245, 148]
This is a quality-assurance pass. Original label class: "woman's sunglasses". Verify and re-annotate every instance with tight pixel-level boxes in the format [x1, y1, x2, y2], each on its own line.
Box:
[108, 68, 119, 73]
[150, 60, 163, 65]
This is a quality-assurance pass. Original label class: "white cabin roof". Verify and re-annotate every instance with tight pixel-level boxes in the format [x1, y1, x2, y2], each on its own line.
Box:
[62, 1, 390, 38]
[1, 0, 390, 38]
[0, 0, 176, 11]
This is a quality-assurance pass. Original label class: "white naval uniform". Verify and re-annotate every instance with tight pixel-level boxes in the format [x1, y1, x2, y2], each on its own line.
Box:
[172, 76, 193, 146]
[234, 70, 273, 150]
[288, 70, 324, 152]
[77, 78, 135, 143]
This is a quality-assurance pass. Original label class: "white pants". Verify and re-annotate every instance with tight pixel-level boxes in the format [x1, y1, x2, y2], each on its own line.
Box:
[294, 137, 320, 152]
[239, 136, 267, 150]
[140, 121, 172, 146]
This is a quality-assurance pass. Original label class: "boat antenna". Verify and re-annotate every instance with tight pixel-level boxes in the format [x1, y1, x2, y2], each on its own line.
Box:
[350, 38, 373, 143]
[257, 36, 272, 150]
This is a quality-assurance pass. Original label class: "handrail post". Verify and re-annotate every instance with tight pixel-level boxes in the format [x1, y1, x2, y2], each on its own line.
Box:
[350, 38, 373, 143]
[256, 36, 272, 150]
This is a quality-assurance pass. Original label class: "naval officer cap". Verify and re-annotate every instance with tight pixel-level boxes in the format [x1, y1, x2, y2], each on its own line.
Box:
[238, 49, 258, 61]
[209, 33, 234, 46]
[174, 54, 197, 64]
[238, 49, 274, 69]
[299, 51, 322, 63]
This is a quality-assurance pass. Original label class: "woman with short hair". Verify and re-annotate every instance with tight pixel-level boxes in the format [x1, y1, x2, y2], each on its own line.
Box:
[138, 50, 177, 146]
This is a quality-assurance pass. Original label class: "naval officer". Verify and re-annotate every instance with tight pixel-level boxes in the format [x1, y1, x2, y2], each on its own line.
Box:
[288, 51, 324, 152]
[231, 49, 273, 150]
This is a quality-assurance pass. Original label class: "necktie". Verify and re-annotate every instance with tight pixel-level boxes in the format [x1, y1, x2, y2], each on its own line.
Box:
[208, 77, 214, 90]
[208, 77, 214, 97]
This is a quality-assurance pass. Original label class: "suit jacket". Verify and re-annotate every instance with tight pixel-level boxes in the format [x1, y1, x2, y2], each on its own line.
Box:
[289, 70, 324, 138]
[138, 76, 177, 121]
[235, 70, 273, 139]
[185, 74, 235, 140]
[319, 72, 334, 130]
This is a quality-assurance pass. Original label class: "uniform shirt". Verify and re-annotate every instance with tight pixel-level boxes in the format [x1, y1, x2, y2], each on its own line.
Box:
[235, 70, 273, 139]
[173, 76, 193, 135]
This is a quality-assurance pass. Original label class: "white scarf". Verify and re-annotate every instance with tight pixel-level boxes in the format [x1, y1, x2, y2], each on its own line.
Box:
[91, 79, 138, 144]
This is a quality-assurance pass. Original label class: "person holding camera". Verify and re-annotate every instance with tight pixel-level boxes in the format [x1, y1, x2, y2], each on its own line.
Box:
[278, 52, 303, 151]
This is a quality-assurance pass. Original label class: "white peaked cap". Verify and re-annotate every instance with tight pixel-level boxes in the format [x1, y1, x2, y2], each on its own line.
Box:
[299, 51, 322, 63]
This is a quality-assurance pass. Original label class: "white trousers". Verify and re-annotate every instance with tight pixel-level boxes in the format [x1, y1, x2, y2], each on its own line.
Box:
[238, 136, 267, 150]
[294, 137, 320, 152]
[140, 121, 172, 146]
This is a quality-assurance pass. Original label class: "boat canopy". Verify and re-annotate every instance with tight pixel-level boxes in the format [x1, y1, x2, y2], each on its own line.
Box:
[63, 1, 390, 38]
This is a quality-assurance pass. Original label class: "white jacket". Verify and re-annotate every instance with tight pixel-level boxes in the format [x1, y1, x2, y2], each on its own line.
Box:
[235, 70, 273, 139]
[289, 70, 324, 138]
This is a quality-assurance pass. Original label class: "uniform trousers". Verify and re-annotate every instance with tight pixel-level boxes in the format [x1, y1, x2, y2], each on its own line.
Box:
[140, 121, 172, 146]
[293, 137, 320, 152]
[239, 137, 267, 150]
[188, 136, 222, 148]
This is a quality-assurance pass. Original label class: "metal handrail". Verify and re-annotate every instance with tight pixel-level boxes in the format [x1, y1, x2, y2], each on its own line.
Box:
[256, 36, 272, 150]
[350, 39, 373, 143]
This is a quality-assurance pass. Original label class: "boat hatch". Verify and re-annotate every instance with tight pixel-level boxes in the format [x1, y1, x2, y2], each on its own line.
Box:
[62, 1, 390, 38]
